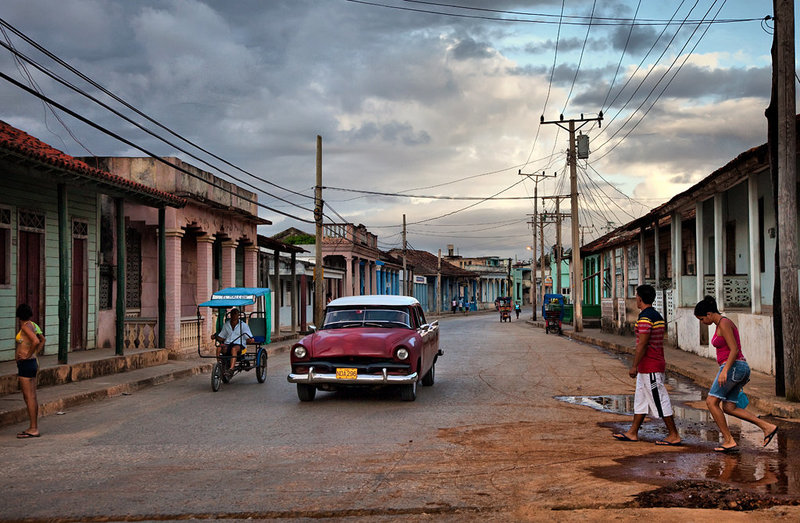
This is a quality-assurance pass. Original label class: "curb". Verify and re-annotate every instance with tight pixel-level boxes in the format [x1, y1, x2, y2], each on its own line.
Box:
[1, 341, 295, 429]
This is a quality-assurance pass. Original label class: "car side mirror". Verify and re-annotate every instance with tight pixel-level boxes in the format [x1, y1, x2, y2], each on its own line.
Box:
[308, 325, 317, 333]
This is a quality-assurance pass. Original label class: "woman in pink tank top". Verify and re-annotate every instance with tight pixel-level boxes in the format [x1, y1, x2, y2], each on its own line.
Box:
[695, 296, 777, 453]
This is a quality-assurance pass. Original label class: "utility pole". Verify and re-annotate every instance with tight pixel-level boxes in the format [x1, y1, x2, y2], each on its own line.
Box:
[314, 135, 324, 327]
[402, 214, 408, 296]
[541, 112, 603, 331]
[772, 0, 799, 400]
[520, 170, 555, 320]
[542, 195, 570, 296]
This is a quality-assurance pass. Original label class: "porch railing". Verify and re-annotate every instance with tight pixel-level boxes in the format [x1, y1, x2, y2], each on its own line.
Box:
[180, 317, 203, 350]
[124, 318, 157, 349]
[703, 275, 751, 307]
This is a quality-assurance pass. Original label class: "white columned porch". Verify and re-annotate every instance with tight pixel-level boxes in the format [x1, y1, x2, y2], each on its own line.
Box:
[748, 175, 762, 314]
[672, 211, 683, 306]
[639, 228, 645, 285]
[714, 193, 724, 310]
[696, 201, 705, 303]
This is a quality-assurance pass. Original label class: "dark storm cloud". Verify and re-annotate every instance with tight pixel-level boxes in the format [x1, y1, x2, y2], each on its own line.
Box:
[451, 36, 494, 60]
[524, 36, 608, 55]
[573, 64, 770, 107]
[343, 121, 431, 146]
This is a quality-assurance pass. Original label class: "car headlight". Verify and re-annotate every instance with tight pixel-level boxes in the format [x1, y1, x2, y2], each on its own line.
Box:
[395, 347, 409, 360]
[293, 346, 308, 359]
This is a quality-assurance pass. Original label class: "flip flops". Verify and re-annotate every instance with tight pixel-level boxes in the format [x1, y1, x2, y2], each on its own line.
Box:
[612, 433, 638, 442]
[713, 444, 739, 453]
[763, 427, 779, 447]
[16, 431, 40, 439]
[655, 440, 682, 446]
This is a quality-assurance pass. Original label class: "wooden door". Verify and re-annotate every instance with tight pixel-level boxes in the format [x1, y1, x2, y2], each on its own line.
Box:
[17, 230, 43, 324]
[71, 236, 87, 349]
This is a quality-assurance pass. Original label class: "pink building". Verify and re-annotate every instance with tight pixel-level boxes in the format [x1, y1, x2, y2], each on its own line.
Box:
[88, 157, 268, 357]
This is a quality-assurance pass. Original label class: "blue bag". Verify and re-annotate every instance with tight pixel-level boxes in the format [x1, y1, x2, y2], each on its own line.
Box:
[737, 390, 749, 409]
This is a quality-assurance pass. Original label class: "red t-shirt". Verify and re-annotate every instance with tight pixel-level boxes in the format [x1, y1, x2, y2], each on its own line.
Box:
[636, 306, 665, 373]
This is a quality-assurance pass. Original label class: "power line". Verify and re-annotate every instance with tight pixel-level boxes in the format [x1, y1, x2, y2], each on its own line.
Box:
[0, 70, 315, 224]
[561, 0, 597, 114]
[0, 17, 313, 203]
[592, 0, 725, 162]
[601, 0, 642, 111]
[0, 37, 315, 215]
[322, 186, 535, 200]
[346, 0, 762, 26]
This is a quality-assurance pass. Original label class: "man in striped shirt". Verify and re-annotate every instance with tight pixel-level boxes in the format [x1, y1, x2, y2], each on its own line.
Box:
[612, 284, 681, 446]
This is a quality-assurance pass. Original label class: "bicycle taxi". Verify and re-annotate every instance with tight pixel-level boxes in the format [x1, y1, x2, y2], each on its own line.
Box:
[197, 287, 272, 392]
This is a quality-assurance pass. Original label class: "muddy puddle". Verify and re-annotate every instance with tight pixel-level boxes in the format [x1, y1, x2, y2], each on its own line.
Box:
[556, 375, 800, 499]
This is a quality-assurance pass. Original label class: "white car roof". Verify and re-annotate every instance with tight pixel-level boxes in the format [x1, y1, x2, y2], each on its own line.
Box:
[328, 295, 420, 307]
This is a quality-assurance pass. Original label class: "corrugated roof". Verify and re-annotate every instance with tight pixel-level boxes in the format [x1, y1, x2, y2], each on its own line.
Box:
[389, 248, 476, 277]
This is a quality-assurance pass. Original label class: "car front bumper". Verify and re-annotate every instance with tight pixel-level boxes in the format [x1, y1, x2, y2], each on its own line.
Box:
[287, 366, 418, 385]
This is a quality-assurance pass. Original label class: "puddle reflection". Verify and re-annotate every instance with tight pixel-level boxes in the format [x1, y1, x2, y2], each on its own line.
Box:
[557, 388, 800, 496]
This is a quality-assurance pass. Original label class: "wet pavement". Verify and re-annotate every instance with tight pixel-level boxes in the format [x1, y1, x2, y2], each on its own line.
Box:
[556, 366, 800, 498]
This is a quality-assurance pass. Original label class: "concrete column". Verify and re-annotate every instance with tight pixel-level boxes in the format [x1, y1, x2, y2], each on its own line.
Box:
[196, 236, 215, 345]
[623, 245, 629, 298]
[371, 262, 377, 294]
[748, 175, 762, 314]
[672, 211, 683, 307]
[654, 220, 661, 284]
[244, 245, 258, 288]
[290, 252, 297, 335]
[164, 229, 184, 351]
[696, 201, 705, 303]
[639, 228, 645, 285]
[221, 240, 237, 290]
[344, 255, 353, 297]
[714, 193, 724, 310]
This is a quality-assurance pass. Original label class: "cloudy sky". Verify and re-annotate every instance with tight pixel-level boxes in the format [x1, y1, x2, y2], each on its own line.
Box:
[0, 0, 790, 260]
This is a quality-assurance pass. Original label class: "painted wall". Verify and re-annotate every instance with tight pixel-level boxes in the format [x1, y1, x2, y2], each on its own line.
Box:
[0, 168, 98, 361]
[675, 307, 774, 375]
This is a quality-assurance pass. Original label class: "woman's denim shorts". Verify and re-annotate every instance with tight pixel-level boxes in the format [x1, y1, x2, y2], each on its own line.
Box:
[709, 359, 750, 402]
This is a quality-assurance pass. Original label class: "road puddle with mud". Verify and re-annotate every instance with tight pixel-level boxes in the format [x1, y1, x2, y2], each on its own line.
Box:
[556, 376, 800, 506]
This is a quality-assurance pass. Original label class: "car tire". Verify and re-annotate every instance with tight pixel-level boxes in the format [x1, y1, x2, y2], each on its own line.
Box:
[297, 383, 316, 402]
[256, 349, 267, 383]
[421, 362, 435, 386]
[400, 380, 417, 401]
[211, 363, 223, 392]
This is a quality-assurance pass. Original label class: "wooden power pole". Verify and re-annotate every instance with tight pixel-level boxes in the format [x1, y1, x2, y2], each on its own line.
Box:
[520, 170, 555, 320]
[402, 214, 408, 296]
[774, 0, 799, 400]
[541, 113, 603, 331]
[314, 136, 324, 327]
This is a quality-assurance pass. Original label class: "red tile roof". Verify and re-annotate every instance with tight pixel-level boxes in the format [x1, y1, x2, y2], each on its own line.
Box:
[0, 120, 185, 207]
[388, 248, 476, 277]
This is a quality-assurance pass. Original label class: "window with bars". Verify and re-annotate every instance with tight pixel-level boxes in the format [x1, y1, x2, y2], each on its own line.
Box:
[19, 210, 44, 232]
[72, 220, 88, 238]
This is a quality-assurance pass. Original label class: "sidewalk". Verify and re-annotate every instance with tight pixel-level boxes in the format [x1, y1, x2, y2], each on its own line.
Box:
[0, 332, 300, 428]
[528, 319, 800, 419]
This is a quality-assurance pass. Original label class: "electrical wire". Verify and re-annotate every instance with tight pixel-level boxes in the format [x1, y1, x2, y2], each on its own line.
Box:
[346, 0, 761, 26]
[322, 187, 535, 200]
[601, 0, 641, 111]
[0, 17, 313, 203]
[561, 0, 597, 114]
[0, 38, 315, 215]
[592, 0, 725, 162]
[0, 70, 315, 224]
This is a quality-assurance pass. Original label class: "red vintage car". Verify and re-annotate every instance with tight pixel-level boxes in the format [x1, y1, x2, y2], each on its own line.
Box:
[287, 295, 441, 401]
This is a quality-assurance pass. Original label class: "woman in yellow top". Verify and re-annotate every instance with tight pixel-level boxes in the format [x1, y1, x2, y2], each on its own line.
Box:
[15, 303, 44, 438]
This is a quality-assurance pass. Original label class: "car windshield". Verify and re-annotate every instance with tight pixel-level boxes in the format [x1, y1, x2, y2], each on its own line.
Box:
[323, 307, 411, 329]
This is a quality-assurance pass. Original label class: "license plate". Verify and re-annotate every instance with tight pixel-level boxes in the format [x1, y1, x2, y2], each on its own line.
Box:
[336, 368, 357, 379]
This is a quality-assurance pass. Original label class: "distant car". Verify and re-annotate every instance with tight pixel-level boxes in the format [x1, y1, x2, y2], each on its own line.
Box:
[287, 295, 441, 402]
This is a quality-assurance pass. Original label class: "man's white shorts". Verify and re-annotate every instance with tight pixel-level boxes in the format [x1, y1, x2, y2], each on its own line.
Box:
[634, 372, 673, 418]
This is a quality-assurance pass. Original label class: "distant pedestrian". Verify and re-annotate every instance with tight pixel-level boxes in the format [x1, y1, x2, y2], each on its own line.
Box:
[451, 299, 458, 314]
[612, 285, 681, 446]
[15, 303, 45, 439]
[514, 302, 521, 319]
[460, 297, 467, 314]
[694, 296, 778, 452]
